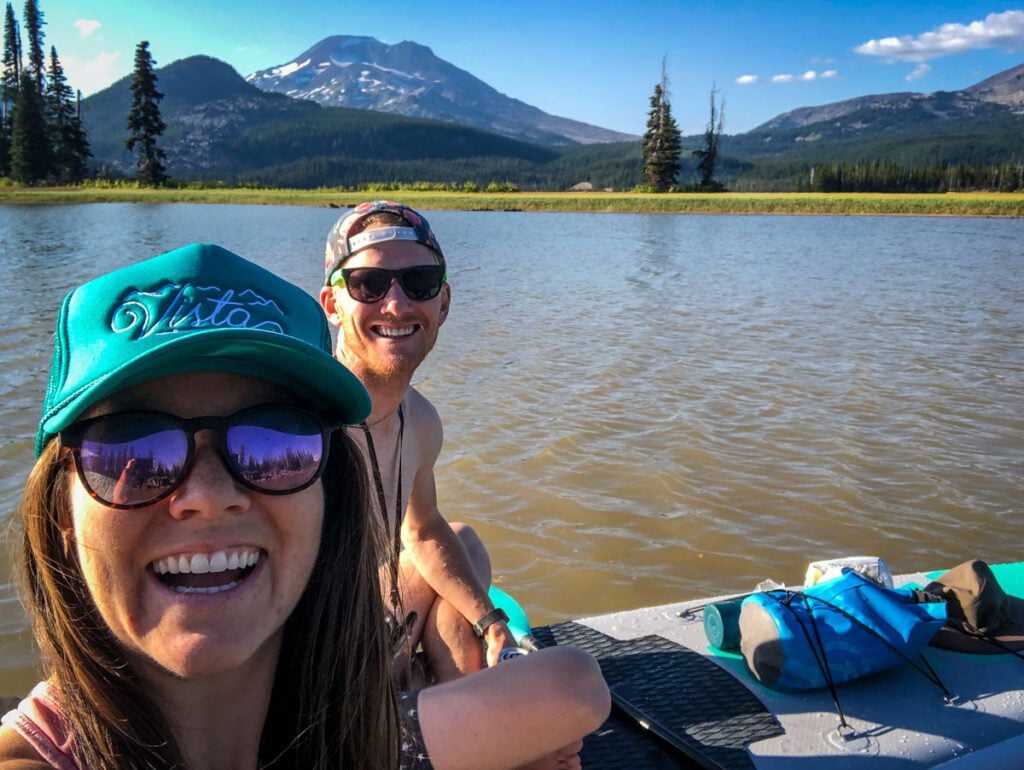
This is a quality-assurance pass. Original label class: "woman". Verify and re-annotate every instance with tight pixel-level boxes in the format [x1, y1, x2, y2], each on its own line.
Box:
[0, 243, 609, 769]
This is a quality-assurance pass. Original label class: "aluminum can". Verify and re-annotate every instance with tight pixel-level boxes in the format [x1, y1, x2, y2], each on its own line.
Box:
[498, 646, 526, 662]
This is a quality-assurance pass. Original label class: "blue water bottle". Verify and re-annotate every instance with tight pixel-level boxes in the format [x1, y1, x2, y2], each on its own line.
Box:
[704, 600, 744, 650]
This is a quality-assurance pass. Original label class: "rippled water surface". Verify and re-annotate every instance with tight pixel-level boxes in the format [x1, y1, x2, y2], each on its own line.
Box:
[1, 204, 1022, 694]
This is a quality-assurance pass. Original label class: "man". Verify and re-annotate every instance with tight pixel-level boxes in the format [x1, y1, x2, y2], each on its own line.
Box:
[320, 201, 517, 684]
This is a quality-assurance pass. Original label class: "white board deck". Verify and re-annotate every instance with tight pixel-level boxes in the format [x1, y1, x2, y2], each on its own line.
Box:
[572, 568, 1024, 768]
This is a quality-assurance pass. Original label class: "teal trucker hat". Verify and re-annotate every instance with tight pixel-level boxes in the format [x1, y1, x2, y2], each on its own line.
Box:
[36, 243, 370, 455]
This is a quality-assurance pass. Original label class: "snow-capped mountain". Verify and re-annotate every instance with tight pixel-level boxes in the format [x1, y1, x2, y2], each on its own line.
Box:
[246, 35, 635, 146]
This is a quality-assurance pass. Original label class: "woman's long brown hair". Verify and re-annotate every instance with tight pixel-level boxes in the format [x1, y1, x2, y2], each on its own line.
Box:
[16, 431, 399, 769]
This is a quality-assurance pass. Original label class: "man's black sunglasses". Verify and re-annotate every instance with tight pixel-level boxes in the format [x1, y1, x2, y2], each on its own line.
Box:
[335, 265, 446, 304]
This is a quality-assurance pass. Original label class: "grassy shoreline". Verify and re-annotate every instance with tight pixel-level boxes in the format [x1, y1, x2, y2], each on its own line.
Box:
[2, 186, 1023, 217]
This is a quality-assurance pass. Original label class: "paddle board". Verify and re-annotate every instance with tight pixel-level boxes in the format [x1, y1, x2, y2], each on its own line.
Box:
[546, 561, 1024, 769]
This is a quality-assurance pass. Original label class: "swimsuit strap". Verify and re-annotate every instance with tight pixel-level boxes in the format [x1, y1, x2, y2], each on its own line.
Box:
[1, 682, 81, 770]
[360, 403, 405, 607]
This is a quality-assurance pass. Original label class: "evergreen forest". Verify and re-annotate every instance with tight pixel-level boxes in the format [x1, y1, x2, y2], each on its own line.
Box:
[1, 0, 90, 184]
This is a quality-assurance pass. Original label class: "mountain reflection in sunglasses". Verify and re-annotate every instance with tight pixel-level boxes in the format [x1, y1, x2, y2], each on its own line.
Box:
[338, 265, 446, 303]
[59, 405, 338, 509]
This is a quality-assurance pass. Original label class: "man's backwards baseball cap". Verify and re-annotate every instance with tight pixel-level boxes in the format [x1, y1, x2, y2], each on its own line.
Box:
[37, 243, 371, 455]
[324, 200, 445, 286]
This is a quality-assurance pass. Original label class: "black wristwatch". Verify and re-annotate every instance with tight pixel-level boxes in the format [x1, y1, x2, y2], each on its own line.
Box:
[472, 607, 509, 638]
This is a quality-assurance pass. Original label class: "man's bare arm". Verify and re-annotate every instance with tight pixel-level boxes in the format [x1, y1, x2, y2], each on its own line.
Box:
[401, 396, 517, 665]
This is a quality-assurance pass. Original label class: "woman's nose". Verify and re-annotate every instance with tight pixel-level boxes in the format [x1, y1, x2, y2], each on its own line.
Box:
[167, 432, 250, 519]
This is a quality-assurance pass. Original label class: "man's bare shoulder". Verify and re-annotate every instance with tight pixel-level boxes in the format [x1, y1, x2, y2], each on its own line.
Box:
[403, 387, 443, 456]
[404, 387, 441, 429]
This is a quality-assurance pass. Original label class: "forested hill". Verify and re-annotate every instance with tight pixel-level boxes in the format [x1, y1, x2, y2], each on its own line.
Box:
[81, 56, 563, 182]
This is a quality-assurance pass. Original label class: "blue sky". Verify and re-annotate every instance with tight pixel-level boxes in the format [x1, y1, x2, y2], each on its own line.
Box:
[31, 1, 1024, 135]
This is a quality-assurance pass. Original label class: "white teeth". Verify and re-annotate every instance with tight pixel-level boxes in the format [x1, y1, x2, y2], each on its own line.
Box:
[377, 325, 415, 338]
[151, 548, 260, 577]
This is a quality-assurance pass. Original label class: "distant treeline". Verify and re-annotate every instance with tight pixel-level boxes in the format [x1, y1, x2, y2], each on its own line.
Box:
[217, 154, 1024, 194]
[196, 146, 651, 193]
[720, 159, 1024, 193]
[807, 160, 1024, 193]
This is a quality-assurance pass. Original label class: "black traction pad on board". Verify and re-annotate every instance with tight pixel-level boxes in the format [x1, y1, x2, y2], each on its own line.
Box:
[530, 622, 784, 769]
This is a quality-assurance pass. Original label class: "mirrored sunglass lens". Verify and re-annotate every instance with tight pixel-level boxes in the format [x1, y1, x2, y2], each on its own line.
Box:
[400, 267, 443, 300]
[346, 269, 391, 302]
[78, 418, 187, 507]
[226, 410, 324, 492]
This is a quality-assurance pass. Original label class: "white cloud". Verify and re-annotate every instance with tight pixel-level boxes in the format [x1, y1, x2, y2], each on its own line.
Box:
[854, 9, 1024, 62]
[759, 69, 838, 84]
[61, 51, 124, 96]
[736, 74, 758, 85]
[74, 19, 101, 36]
[906, 63, 932, 81]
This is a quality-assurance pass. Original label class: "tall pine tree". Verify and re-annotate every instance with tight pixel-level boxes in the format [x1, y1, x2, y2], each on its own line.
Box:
[125, 40, 166, 186]
[1, 1, 21, 176]
[10, 68, 47, 182]
[11, 0, 50, 181]
[692, 84, 726, 191]
[22, 0, 42, 94]
[46, 46, 89, 182]
[641, 60, 681, 192]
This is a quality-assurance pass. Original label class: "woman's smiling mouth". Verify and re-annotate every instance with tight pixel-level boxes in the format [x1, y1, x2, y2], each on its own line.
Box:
[151, 548, 261, 594]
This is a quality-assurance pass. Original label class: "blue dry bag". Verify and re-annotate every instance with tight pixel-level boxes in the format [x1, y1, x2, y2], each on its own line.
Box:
[739, 570, 947, 692]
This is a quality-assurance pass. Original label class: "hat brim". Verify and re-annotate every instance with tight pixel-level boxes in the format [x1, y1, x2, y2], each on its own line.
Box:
[928, 594, 1024, 654]
[41, 328, 370, 439]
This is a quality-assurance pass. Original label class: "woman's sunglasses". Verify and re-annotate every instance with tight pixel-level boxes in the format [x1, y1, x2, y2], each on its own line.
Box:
[59, 405, 338, 509]
[334, 265, 446, 304]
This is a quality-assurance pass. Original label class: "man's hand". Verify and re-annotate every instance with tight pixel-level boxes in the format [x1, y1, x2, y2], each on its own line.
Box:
[484, 621, 520, 668]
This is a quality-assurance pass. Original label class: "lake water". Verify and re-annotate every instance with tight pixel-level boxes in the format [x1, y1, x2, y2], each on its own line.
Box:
[1, 203, 1022, 696]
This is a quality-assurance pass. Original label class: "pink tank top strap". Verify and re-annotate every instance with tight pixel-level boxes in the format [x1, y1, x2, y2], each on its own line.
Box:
[1, 682, 80, 770]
